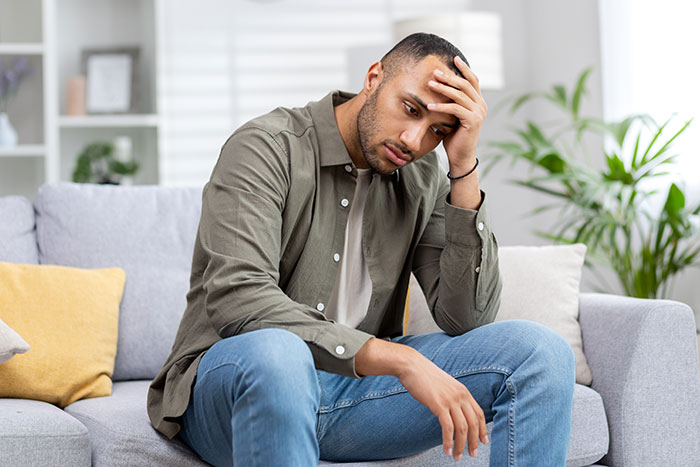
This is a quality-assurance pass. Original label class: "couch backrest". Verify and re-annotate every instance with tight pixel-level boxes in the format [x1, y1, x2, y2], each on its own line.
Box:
[0, 196, 39, 264]
[34, 182, 203, 381]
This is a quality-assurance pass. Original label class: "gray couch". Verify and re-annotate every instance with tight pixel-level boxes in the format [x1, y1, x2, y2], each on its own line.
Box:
[1, 182, 699, 467]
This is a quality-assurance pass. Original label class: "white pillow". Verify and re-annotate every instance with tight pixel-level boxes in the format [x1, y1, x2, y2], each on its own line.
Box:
[0, 316, 30, 364]
[495, 244, 592, 385]
[405, 244, 592, 386]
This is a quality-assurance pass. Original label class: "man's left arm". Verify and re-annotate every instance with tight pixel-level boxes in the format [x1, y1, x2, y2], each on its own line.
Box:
[413, 55, 502, 335]
[412, 178, 502, 335]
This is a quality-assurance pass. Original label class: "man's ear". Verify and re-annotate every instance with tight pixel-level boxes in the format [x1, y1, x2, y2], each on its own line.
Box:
[363, 61, 384, 95]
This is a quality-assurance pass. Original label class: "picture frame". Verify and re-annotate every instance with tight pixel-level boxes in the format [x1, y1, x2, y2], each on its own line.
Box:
[81, 47, 139, 114]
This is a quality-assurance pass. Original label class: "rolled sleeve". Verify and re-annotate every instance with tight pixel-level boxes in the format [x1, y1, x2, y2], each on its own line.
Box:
[310, 325, 375, 378]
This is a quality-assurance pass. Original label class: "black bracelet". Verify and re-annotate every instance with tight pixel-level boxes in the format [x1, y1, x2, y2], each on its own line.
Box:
[447, 158, 479, 181]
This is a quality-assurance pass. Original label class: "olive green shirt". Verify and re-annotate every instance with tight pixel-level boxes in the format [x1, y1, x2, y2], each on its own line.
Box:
[147, 90, 503, 439]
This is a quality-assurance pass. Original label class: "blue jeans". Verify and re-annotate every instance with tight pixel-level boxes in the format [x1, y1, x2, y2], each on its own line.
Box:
[179, 320, 576, 466]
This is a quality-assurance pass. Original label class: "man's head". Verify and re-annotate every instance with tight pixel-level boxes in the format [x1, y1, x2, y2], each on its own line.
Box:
[356, 33, 469, 175]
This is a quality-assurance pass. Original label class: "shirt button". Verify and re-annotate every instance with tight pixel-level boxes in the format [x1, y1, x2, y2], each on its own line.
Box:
[335, 345, 346, 355]
[316, 303, 325, 312]
[333, 253, 340, 262]
[475, 266, 481, 273]
[478, 222, 484, 231]
[340, 198, 349, 208]
[344, 165, 352, 173]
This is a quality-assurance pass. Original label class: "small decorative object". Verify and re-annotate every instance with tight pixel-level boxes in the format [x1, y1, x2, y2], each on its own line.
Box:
[72, 137, 140, 185]
[0, 56, 35, 147]
[487, 67, 700, 299]
[66, 75, 87, 116]
[82, 47, 139, 114]
[0, 112, 18, 147]
[112, 136, 135, 185]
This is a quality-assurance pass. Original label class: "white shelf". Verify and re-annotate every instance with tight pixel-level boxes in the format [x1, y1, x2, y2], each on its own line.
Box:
[58, 114, 160, 128]
[0, 145, 46, 157]
[0, 43, 44, 55]
[0, 0, 163, 196]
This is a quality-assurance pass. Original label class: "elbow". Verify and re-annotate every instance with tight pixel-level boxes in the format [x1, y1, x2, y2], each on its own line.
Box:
[434, 271, 503, 336]
[478, 270, 503, 325]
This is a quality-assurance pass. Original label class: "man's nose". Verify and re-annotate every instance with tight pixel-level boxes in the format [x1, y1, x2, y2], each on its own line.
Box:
[399, 125, 424, 154]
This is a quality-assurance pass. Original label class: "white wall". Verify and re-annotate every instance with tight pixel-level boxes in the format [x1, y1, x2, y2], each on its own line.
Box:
[598, 0, 700, 322]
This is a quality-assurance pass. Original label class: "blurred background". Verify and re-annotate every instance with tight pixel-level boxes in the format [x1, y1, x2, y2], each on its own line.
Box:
[0, 0, 698, 320]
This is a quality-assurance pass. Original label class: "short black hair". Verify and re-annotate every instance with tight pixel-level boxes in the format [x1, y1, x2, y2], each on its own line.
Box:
[380, 32, 469, 82]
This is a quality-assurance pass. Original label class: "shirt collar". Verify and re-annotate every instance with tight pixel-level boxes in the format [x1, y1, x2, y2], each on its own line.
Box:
[307, 90, 355, 168]
[307, 90, 400, 182]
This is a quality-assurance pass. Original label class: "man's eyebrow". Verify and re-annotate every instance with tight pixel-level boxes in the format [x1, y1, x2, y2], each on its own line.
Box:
[408, 93, 459, 129]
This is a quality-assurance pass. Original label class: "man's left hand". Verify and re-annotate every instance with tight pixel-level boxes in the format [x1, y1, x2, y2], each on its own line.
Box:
[427, 56, 487, 174]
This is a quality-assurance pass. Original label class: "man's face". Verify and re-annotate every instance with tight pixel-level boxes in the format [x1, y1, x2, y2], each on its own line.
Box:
[356, 55, 460, 175]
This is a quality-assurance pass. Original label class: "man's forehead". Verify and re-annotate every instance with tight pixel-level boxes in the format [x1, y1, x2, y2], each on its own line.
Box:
[402, 55, 456, 78]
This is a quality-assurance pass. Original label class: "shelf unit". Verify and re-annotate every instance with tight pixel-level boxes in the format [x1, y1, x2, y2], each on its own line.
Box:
[0, 145, 46, 157]
[0, 0, 165, 199]
[58, 114, 160, 128]
[0, 43, 44, 55]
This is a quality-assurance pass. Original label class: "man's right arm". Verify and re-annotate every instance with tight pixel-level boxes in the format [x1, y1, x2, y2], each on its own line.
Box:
[355, 337, 489, 461]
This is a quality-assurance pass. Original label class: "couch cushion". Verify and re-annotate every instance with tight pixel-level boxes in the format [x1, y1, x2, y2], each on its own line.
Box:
[0, 398, 90, 466]
[66, 381, 606, 467]
[0, 195, 38, 264]
[65, 380, 207, 466]
[34, 182, 202, 381]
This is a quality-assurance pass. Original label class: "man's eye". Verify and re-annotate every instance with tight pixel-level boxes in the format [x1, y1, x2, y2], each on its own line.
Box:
[432, 127, 447, 138]
[403, 102, 418, 116]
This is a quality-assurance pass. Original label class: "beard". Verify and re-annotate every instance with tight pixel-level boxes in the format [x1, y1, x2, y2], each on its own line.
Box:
[356, 86, 411, 175]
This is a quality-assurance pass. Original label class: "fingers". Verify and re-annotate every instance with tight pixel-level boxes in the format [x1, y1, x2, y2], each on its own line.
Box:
[438, 411, 454, 458]
[478, 401, 489, 446]
[462, 399, 489, 458]
[427, 102, 484, 131]
[432, 69, 481, 105]
[428, 78, 479, 110]
[453, 55, 481, 95]
[450, 406, 469, 461]
[427, 77, 487, 125]
[439, 400, 487, 460]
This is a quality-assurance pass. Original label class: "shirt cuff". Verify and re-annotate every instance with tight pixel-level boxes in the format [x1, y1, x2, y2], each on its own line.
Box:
[444, 190, 491, 247]
[310, 324, 375, 379]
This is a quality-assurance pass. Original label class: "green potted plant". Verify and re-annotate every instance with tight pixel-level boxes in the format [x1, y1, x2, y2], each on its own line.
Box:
[486, 68, 700, 299]
[72, 139, 140, 185]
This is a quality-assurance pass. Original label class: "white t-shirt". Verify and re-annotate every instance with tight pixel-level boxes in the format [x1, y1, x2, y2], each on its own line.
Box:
[326, 168, 373, 328]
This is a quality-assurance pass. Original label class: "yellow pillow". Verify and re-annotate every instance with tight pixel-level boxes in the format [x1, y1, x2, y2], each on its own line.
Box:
[0, 262, 125, 408]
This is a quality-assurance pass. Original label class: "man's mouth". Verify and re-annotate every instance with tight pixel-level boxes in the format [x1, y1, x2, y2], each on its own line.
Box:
[384, 144, 409, 167]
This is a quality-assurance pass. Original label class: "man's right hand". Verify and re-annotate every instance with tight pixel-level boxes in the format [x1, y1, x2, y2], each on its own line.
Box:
[354, 337, 489, 461]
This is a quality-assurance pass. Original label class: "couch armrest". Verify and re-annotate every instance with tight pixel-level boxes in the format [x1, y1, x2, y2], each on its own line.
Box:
[578, 293, 700, 467]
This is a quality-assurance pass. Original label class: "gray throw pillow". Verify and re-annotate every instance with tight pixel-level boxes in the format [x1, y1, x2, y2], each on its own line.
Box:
[0, 316, 30, 364]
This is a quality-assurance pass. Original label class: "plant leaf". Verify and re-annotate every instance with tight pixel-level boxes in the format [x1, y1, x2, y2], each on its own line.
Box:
[571, 67, 593, 120]
[510, 92, 542, 114]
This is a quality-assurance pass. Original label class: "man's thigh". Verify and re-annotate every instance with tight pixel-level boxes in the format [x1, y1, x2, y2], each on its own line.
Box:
[316, 320, 536, 462]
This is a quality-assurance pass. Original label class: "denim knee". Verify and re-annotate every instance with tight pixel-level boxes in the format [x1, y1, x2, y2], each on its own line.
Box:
[236, 328, 316, 379]
[501, 319, 576, 387]
[203, 328, 320, 411]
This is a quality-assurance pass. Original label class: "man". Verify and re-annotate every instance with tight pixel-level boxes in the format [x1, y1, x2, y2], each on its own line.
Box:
[147, 33, 576, 466]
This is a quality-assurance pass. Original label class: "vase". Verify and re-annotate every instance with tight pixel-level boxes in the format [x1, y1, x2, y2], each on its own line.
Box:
[0, 113, 19, 147]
